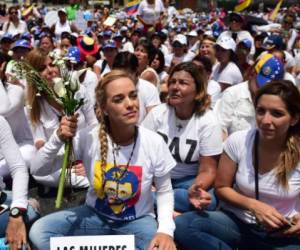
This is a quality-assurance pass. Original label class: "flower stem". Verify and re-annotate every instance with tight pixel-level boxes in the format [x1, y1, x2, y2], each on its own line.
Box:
[55, 141, 71, 209]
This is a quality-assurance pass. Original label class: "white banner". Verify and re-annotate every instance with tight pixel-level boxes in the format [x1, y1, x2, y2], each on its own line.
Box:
[50, 235, 135, 250]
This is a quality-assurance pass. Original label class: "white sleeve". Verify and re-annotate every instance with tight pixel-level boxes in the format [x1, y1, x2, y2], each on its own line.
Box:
[0, 82, 24, 117]
[78, 86, 98, 127]
[217, 89, 235, 134]
[137, 1, 144, 16]
[153, 135, 176, 177]
[140, 80, 161, 108]
[0, 116, 28, 209]
[198, 116, 223, 156]
[218, 64, 243, 85]
[30, 129, 64, 176]
[223, 131, 243, 163]
[154, 173, 175, 237]
[30, 122, 47, 144]
[141, 109, 157, 131]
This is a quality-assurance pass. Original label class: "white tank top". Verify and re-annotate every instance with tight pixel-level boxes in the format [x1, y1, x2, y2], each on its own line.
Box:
[54, 20, 72, 40]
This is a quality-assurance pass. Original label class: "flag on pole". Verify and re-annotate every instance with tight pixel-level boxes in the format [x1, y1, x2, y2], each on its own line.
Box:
[269, 0, 283, 21]
[234, 0, 252, 12]
[126, 0, 141, 15]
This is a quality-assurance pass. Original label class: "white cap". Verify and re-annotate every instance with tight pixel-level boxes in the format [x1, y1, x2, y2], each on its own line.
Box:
[58, 8, 67, 14]
[216, 35, 236, 51]
[120, 26, 128, 32]
[173, 34, 187, 45]
[187, 30, 197, 37]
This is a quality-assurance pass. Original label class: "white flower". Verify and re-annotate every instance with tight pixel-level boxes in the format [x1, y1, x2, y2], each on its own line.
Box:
[53, 77, 67, 98]
[70, 79, 79, 92]
[53, 59, 65, 66]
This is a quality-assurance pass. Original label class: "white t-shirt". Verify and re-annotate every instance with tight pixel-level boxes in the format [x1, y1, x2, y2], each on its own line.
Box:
[2, 20, 27, 37]
[137, 78, 161, 123]
[94, 59, 111, 78]
[30, 125, 176, 234]
[80, 69, 99, 107]
[222, 129, 300, 224]
[165, 52, 196, 67]
[76, 126, 176, 221]
[142, 104, 223, 179]
[216, 81, 255, 135]
[54, 20, 72, 40]
[207, 79, 222, 108]
[212, 62, 243, 87]
[137, 0, 165, 25]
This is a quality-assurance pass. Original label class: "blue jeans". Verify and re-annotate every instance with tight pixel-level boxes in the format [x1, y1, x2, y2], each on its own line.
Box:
[172, 176, 217, 212]
[29, 205, 157, 250]
[175, 210, 300, 250]
[0, 191, 40, 237]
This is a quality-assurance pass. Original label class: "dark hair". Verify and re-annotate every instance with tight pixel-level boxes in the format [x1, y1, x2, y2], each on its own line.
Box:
[193, 54, 213, 73]
[149, 48, 165, 74]
[254, 80, 300, 188]
[168, 62, 210, 116]
[8, 6, 17, 14]
[39, 34, 54, 47]
[136, 39, 156, 64]
[112, 51, 139, 74]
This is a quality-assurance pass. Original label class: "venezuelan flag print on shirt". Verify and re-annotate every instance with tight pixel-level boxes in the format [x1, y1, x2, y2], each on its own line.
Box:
[93, 160, 142, 221]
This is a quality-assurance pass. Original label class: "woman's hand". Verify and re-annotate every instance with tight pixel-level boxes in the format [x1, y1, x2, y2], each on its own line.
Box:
[188, 184, 211, 210]
[283, 214, 300, 236]
[6, 216, 30, 250]
[250, 200, 290, 231]
[147, 233, 176, 250]
[57, 114, 79, 142]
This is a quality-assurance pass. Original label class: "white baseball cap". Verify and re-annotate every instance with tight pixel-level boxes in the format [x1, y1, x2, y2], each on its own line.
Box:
[187, 30, 198, 37]
[173, 34, 187, 46]
[216, 35, 236, 51]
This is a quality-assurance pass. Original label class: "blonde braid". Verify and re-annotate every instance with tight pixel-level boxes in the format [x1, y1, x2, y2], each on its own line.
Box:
[95, 69, 136, 172]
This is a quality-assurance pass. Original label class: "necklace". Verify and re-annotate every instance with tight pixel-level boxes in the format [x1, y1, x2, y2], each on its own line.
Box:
[111, 126, 138, 181]
[175, 115, 190, 132]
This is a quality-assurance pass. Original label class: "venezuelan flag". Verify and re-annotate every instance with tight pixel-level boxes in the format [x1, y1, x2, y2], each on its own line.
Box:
[269, 0, 283, 21]
[234, 0, 252, 12]
[127, 0, 140, 15]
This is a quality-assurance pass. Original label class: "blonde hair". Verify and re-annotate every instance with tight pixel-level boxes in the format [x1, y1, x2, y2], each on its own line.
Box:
[95, 70, 137, 170]
[26, 48, 49, 126]
[255, 80, 300, 188]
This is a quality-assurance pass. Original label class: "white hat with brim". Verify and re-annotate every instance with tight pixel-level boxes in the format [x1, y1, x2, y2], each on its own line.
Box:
[216, 36, 236, 52]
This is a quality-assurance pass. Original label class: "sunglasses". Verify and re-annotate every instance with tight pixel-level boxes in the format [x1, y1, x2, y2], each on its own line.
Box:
[284, 20, 293, 25]
[10, 11, 18, 15]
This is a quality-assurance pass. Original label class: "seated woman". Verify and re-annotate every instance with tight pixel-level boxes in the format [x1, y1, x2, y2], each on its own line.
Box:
[175, 80, 300, 250]
[0, 52, 35, 179]
[142, 62, 223, 213]
[0, 116, 39, 249]
[25, 48, 97, 188]
[29, 70, 177, 250]
[135, 40, 160, 87]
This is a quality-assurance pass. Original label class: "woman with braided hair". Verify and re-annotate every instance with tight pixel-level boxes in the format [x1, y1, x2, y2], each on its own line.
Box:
[29, 70, 177, 250]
